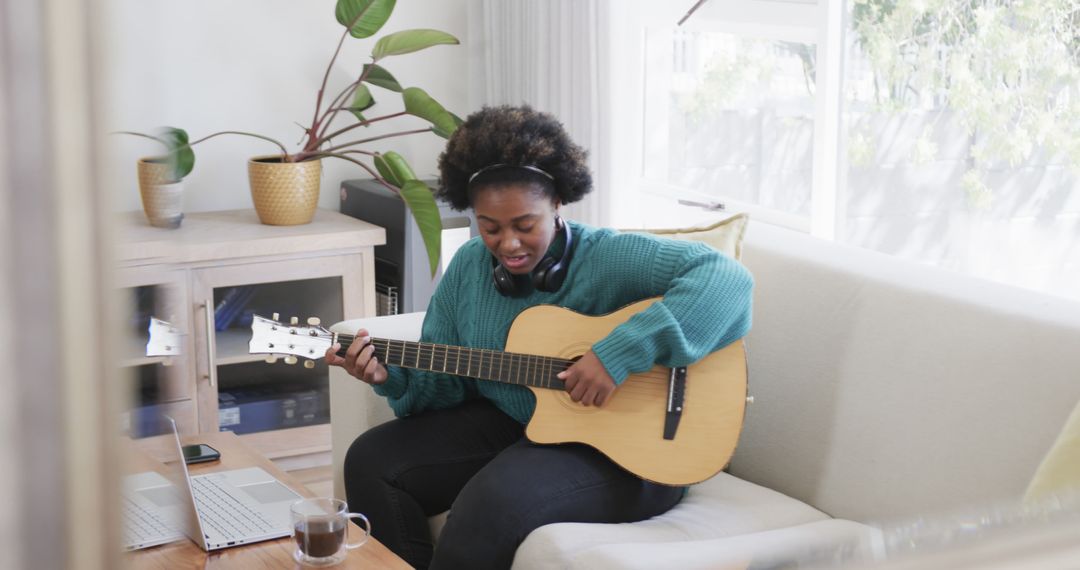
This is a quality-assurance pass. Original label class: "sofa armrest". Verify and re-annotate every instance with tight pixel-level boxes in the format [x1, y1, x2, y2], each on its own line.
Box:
[329, 312, 426, 500]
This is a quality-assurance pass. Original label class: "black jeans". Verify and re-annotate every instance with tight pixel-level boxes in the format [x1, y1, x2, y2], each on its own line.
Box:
[343, 399, 684, 570]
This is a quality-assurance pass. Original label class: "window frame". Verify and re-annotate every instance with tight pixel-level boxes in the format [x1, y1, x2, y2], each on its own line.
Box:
[611, 0, 843, 236]
[608, 0, 1079, 302]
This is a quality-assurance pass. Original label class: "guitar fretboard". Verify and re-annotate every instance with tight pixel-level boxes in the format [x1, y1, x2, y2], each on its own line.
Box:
[335, 334, 574, 390]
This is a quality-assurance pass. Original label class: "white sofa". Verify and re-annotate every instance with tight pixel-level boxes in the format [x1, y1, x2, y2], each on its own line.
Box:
[329, 221, 1080, 568]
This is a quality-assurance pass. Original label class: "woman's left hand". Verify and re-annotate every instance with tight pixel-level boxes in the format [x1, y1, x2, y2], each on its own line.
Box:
[557, 350, 617, 407]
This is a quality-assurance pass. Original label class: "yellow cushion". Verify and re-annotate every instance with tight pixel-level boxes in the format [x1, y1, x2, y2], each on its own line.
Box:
[1025, 399, 1080, 502]
[629, 213, 749, 260]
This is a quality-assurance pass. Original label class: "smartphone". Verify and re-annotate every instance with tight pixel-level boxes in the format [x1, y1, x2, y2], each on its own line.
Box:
[182, 443, 221, 464]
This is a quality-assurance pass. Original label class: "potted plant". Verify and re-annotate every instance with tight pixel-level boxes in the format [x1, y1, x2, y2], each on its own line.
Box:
[117, 127, 196, 228]
[177, 0, 459, 276]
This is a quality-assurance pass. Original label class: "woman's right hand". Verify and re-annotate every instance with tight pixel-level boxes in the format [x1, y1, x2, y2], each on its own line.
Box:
[325, 329, 388, 385]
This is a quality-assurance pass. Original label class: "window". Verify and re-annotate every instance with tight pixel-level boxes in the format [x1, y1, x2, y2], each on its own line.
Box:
[625, 0, 822, 230]
[838, 0, 1080, 299]
[642, 29, 816, 223]
[616, 0, 1080, 302]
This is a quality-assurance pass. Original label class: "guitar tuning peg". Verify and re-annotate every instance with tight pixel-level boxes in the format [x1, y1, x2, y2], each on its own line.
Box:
[284, 355, 298, 365]
[303, 360, 315, 369]
[290, 316, 299, 325]
[306, 317, 321, 326]
[272, 312, 280, 322]
[265, 355, 278, 364]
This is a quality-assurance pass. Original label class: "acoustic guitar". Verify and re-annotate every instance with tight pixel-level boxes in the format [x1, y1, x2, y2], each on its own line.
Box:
[248, 297, 748, 486]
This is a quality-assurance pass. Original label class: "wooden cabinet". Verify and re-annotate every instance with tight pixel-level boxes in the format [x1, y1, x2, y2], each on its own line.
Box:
[117, 209, 384, 466]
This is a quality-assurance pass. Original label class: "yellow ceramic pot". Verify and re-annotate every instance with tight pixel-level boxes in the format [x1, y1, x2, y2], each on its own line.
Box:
[247, 156, 322, 226]
[137, 157, 184, 228]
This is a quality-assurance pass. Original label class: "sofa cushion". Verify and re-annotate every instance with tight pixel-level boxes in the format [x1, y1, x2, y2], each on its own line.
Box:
[564, 519, 873, 570]
[1026, 397, 1080, 502]
[511, 472, 831, 570]
[628, 213, 748, 260]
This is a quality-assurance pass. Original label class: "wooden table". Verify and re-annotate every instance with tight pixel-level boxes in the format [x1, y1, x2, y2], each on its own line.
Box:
[127, 431, 409, 569]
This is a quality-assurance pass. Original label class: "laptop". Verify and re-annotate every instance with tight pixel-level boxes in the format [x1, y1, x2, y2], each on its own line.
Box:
[122, 416, 303, 551]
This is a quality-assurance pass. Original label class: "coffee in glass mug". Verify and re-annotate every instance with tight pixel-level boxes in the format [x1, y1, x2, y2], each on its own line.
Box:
[291, 498, 370, 566]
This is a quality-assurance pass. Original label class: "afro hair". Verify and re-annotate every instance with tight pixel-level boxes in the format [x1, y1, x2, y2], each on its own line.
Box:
[436, 105, 593, 211]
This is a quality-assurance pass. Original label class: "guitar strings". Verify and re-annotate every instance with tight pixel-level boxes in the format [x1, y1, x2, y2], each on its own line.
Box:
[333, 334, 573, 389]
[337, 335, 576, 365]
[329, 333, 674, 389]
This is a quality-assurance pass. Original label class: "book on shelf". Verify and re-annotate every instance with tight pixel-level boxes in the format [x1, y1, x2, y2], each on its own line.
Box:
[214, 286, 256, 331]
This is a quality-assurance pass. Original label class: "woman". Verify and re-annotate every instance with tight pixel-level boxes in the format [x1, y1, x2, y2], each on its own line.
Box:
[327, 105, 753, 569]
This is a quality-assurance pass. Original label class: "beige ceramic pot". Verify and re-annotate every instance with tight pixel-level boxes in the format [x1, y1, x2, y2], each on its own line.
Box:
[247, 156, 322, 226]
[137, 157, 184, 228]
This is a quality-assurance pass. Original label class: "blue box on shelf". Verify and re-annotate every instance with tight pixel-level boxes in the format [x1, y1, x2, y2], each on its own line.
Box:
[218, 390, 281, 434]
[218, 385, 330, 435]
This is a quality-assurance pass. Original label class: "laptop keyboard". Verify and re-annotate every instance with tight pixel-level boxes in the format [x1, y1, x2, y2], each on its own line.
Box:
[122, 495, 179, 549]
[192, 475, 279, 540]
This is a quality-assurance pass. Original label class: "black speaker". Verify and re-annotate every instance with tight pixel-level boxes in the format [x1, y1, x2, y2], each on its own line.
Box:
[340, 179, 478, 314]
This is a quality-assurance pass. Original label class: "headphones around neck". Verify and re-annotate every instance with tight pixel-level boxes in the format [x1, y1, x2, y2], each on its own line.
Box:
[492, 216, 574, 297]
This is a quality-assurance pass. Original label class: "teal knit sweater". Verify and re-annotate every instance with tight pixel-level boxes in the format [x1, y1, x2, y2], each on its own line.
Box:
[372, 221, 754, 424]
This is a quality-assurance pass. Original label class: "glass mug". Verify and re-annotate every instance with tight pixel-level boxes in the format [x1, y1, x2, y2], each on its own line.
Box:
[291, 498, 371, 566]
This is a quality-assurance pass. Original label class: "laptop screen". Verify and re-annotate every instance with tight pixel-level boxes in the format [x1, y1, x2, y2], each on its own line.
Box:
[159, 416, 209, 550]
[126, 415, 302, 552]
[120, 415, 204, 551]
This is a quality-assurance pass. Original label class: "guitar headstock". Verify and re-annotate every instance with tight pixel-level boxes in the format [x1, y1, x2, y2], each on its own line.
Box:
[249, 314, 333, 368]
[146, 317, 182, 357]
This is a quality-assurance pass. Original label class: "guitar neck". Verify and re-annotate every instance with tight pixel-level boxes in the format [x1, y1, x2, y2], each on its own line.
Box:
[335, 334, 572, 390]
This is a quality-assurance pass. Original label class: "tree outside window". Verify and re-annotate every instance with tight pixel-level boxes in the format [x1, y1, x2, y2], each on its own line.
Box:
[843, 0, 1080, 300]
[641, 0, 1077, 301]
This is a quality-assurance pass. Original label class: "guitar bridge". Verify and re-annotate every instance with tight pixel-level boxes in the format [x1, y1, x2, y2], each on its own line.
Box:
[664, 366, 687, 440]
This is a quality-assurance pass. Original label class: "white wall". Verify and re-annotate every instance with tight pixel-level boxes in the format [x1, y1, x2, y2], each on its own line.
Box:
[102, 0, 470, 213]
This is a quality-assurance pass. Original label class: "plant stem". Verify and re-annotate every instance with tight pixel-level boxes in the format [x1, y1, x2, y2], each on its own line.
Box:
[315, 151, 399, 193]
[185, 131, 292, 158]
[113, 131, 170, 149]
[319, 127, 433, 154]
[309, 27, 353, 149]
[293, 148, 376, 162]
[319, 81, 360, 131]
[313, 111, 407, 150]
[313, 63, 378, 146]
[315, 62, 373, 138]
[307, 7, 380, 152]
[294, 122, 312, 146]
[118, 129, 291, 159]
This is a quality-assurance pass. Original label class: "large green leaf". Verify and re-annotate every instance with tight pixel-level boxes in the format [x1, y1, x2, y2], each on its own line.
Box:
[373, 151, 416, 188]
[159, 127, 195, 181]
[336, 0, 396, 39]
[372, 29, 459, 60]
[402, 87, 458, 136]
[400, 180, 443, 277]
[373, 154, 399, 186]
[432, 111, 464, 139]
[348, 84, 375, 121]
[362, 64, 403, 92]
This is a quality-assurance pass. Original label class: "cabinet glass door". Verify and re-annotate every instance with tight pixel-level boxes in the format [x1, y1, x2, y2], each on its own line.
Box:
[117, 272, 195, 437]
[191, 254, 362, 440]
[211, 277, 342, 435]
